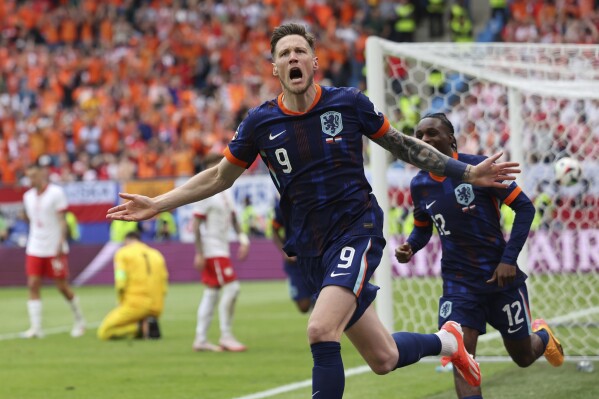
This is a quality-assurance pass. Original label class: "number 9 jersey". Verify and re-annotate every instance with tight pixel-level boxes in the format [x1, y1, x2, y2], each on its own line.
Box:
[225, 85, 389, 257]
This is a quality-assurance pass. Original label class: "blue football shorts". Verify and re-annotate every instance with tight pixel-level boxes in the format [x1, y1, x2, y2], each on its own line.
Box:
[283, 260, 314, 302]
[298, 234, 386, 329]
[437, 282, 532, 340]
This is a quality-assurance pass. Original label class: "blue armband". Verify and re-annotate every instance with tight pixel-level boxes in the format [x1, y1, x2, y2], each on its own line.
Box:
[444, 158, 468, 180]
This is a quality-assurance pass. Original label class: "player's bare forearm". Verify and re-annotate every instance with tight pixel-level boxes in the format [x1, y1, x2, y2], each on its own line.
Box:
[230, 211, 242, 235]
[373, 126, 519, 188]
[372, 126, 461, 177]
[108, 159, 246, 221]
[154, 164, 238, 213]
[58, 214, 69, 253]
[192, 219, 204, 255]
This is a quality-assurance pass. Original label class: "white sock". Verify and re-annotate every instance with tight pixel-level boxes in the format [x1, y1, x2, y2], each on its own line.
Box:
[27, 300, 42, 331]
[435, 329, 458, 356]
[219, 281, 240, 339]
[68, 296, 85, 324]
[196, 287, 219, 342]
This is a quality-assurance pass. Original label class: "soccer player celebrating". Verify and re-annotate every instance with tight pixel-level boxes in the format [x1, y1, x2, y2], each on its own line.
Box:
[191, 152, 250, 352]
[272, 201, 313, 314]
[22, 157, 86, 338]
[97, 231, 168, 340]
[107, 23, 522, 397]
[395, 113, 564, 399]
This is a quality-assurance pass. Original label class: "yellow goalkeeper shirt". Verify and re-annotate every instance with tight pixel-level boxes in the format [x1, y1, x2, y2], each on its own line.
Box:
[114, 241, 169, 314]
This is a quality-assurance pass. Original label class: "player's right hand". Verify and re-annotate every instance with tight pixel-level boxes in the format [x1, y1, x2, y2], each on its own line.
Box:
[395, 243, 413, 263]
[106, 193, 159, 221]
[194, 253, 205, 270]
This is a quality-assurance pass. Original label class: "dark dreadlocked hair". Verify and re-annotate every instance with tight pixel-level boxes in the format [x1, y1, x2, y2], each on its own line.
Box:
[421, 113, 457, 152]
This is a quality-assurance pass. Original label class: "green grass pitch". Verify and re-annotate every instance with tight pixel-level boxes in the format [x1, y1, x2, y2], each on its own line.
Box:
[0, 281, 597, 399]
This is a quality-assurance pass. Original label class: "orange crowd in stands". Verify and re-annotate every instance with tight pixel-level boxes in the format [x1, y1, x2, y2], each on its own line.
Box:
[0, 0, 598, 185]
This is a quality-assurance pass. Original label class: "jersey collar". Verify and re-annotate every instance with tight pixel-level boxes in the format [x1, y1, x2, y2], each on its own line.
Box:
[429, 152, 458, 182]
[277, 84, 322, 115]
[35, 183, 50, 195]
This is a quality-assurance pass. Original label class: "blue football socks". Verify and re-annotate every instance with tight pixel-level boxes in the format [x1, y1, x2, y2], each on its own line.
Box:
[535, 328, 550, 349]
[311, 341, 344, 399]
[392, 332, 442, 368]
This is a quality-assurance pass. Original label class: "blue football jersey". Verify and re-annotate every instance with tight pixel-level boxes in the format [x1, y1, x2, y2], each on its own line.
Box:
[225, 85, 389, 256]
[407, 153, 528, 293]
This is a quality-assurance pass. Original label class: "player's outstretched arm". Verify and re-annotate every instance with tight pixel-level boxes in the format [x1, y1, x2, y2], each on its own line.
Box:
[372, 126, 520, 188]
[106, 158, 246, 221]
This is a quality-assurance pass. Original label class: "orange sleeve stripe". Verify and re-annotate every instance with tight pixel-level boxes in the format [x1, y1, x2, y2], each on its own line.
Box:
[369, 117, 390, 139]
[224, 147, 249, 168]
[414, 219, 430, 227]
[503, 186, 522, 206]
[272, 221, 282, 229]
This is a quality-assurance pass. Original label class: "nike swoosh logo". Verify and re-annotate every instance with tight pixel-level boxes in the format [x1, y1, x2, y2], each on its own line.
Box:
[330, 271, 350, 278]
[312, 392, 320, 397]
[507, 326, 523, 334]
[269, 130, 286, 140]
[425, 201, 436, 209]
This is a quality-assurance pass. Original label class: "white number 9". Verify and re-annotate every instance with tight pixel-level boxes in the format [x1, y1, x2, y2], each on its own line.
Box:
[338, 246, 356, 269]
[275, 148, 292, 173]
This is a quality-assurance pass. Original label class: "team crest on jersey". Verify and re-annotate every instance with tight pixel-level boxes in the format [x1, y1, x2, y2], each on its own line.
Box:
[454, 183, 475, 206]
[320, 111, 343, 137]
[440, 300, 452, 318]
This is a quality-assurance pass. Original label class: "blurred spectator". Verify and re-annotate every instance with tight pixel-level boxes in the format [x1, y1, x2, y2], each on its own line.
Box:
[241, 195, 264, 237]
[0, 0, 598, 188]
[109, 219, 140, 244]
[65, 210, 80, 243]
[0, 210, 8, 242]
[154, 211, 177, 242]
[427, 0, 446, 38]
[450, 1, 474, 42]
[489, 0, 508, 27]
[7, 209, 29, 248]
[390, 0, 416, 42]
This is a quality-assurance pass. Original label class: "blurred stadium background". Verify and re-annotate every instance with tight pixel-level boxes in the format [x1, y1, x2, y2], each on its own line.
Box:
[0, 0, 598, 398]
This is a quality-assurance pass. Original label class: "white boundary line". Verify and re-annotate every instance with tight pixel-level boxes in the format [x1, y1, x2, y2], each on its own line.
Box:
[232, 366, 371, 399]
[233, 307, 599, 399]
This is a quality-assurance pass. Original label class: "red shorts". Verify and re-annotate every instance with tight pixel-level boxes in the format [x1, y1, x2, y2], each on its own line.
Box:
[201, 257, 237, 288]
[26, 255, 69, 279]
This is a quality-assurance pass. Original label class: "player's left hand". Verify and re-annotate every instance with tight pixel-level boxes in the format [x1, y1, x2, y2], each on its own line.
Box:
[238, 244, 249, 261]
[487, 262, 517, 288]
[395, 243, 413, 263]
[467, 152, 520, 189]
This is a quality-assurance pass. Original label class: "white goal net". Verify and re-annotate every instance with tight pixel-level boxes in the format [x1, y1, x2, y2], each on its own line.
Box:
[366, 39, 599, 360]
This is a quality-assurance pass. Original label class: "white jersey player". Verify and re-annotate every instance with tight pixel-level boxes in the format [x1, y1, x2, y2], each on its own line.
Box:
[191, 153, 250, 352]
[21, 158, 85, 338]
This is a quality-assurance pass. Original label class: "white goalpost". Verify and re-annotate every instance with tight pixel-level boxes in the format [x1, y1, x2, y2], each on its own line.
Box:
[367, 38, 599, 360]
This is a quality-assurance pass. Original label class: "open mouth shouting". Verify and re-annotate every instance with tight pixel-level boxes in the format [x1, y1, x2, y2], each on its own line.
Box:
[289, 67, 303, 84]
